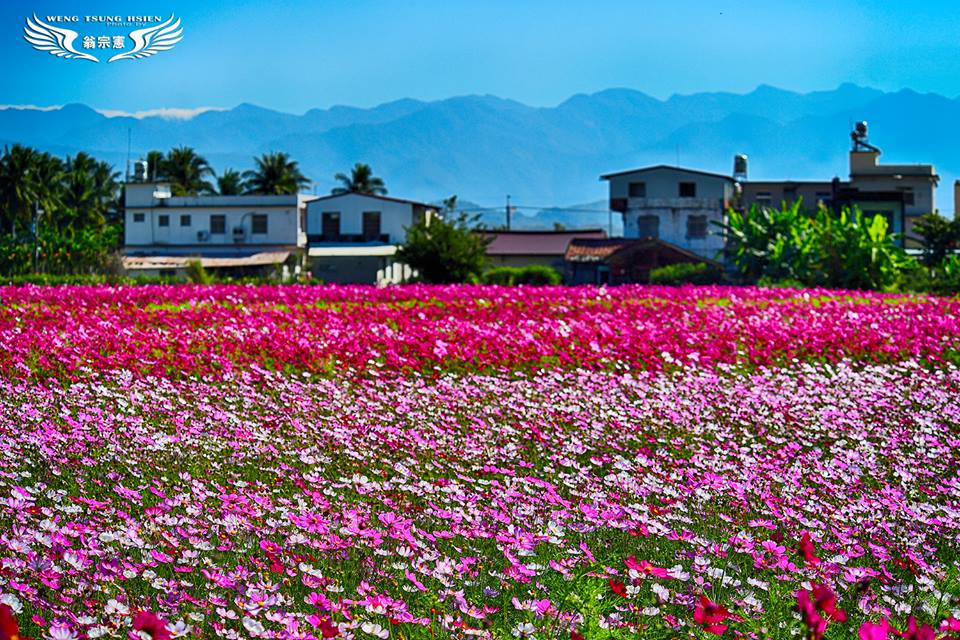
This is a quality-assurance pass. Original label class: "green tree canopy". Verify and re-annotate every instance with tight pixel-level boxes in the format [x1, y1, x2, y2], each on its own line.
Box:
[332, 163, 387, 195]
[395, 196, 489, 283]
[216, 169, 245, 196]
[243, 152, 310, 195]
[162, 146, 214, 196]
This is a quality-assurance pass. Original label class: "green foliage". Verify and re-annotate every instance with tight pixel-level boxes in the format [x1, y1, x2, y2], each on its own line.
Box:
[914, 213, 960, 268]
[396, 197, 489, 283]
[332, 163, 387, 195]
[481, 265, 562, 286]
[718, 201, 914, 290]
[185, 259, 213, 284]
[243, 152, 310, 195]
[649, 261, 723, 285]
[216, 168, 245, 195]
[162, 146, 215, 196]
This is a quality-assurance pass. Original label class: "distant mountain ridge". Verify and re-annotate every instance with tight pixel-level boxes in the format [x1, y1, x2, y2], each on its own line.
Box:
[2, 83, 957, 219]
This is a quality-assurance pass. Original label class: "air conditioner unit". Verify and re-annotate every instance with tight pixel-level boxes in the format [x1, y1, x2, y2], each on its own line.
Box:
[232, 226, 246, 243]
[197, 230, 210, 242]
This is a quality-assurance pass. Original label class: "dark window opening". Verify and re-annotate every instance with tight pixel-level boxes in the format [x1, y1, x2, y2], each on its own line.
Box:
[637, 215, 660, 238]
[362, 211, 381, 240]
[252, 214, 268, 234]
[133, 212, 145, 223]
[180, 214, 191, 227]
[210, 214, 226, 234]
[679, 182, 697, 198]
[628, 182, 646, 198]
[321, 212, 341, 239]
[687, 214, 708, 239]
[158, 214, 169, 227]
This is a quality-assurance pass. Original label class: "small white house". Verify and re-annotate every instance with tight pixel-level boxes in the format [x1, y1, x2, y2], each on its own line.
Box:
[122, 181, 316, 277]
[602, 165, 735, 260]
[305, 192, 436, 284]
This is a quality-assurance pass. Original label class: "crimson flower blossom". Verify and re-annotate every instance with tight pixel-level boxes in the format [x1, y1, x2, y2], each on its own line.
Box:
[0, 604, 29, 640]
[799, 532, 821, 567]
[694, 596, 733, 635]
[609, 579, 628, 598]
[796, 584, 847, 640]
[132, 611, 171, 640]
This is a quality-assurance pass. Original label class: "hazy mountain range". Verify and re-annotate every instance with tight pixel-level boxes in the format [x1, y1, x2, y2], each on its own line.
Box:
[2, 83, 957, 228]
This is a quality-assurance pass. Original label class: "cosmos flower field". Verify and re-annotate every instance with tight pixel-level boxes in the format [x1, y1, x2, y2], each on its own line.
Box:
[0, 284, 959, 640]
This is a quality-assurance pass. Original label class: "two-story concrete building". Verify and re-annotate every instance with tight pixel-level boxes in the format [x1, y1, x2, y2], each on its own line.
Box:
[601, 165, 735, 259]
[738, 125, 938, 244]
[122, 181, 316, 278]
[305, 192, 437, 284]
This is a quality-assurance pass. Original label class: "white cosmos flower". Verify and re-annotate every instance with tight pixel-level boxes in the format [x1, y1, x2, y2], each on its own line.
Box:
[361, 621, 389, 638]
[242, 617, 265, 636]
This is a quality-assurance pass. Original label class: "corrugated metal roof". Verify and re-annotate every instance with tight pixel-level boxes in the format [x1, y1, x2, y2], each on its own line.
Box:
[122, 251, 290, 270]
[481, 229, 607, 256]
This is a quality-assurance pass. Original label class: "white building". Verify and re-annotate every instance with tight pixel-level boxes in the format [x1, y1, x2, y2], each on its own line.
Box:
[601, 165, 734, 260]
[122, 182, 316, 277]
[305, 192, 436, 284]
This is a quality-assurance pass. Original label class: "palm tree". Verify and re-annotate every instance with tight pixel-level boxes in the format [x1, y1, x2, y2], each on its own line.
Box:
[242, 152, 310, 195]
[332, 163, 387, 195]
[61, 152, 119, 228]
[162, 146, 214, 196]
[0, 145, 63, 236]
[145, 150, 165, 181]
[217, 169, 245, 195]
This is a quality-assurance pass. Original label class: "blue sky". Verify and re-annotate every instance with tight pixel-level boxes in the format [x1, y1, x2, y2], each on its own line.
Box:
[2, 0, 959, 112]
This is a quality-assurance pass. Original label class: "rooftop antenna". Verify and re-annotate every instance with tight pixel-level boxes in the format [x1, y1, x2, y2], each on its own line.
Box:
[125, 127, 132, 181]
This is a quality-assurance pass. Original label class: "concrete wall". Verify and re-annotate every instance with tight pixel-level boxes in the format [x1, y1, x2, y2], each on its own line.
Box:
[123, 186, 309, 249]
[487, 254, 566, 270]
[306, 193, 422, 243]
[608, 168, 732, 259]
[125, 205, 302, 247]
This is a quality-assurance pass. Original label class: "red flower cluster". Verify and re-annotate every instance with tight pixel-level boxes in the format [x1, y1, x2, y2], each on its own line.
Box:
[797, 584, 847, 640]
[694, 596, 734, 635]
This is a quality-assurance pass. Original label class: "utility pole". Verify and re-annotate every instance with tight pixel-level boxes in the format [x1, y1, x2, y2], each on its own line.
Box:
[506, 194, 512, 230]
[32, 201, 43, 273]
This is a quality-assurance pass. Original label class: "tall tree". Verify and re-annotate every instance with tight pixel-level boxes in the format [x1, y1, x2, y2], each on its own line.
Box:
[396, 196, 489, 283]
[162, 146, 214, 196]
[0, 145, 62, 236]
[243, 153, 309, 195]
[217, 169, 245, 195]
[61, 152, 119, 229]
[145, 150, 165, 181]
[332, 163, 387, 195]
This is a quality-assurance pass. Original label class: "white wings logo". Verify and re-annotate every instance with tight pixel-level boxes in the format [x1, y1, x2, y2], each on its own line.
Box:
[108, 15, 183, 63]
[22, 14, 183, 63]
[23, 15, 99, 62]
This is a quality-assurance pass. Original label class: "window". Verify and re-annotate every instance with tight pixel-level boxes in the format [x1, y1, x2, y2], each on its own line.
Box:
[180, 214, 191, 227]
[687, 215, 708, 239]
[362, 211, 381, 240]
[783, 187, 798, 202]
[679, 182, 697, 198]
[628, 182, 646, 198]
[133, 213, 145, 223]
[897, 188, 915, 205]
[210, 214, 226, 234]
[637, 214, 660, 238]
[252, 214, 268, 234]
[158, 214, 169, 227]
[755, 191, 773, 204]
[321, 212, 340, 239]
[815, 192, 831, 201]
